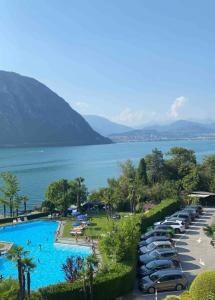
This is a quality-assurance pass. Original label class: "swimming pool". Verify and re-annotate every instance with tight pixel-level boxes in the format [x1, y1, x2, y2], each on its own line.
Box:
[0, 220, 91, 290]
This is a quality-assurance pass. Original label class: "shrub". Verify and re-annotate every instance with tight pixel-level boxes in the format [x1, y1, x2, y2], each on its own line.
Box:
[189, 271, 215, 300]
[141, 198, 180, 232]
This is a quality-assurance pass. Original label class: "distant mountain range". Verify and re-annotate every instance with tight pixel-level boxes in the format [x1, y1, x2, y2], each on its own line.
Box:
[109, 120, 215, 142]
[0, 71, 111, 147]
[84, 115, 133, 136]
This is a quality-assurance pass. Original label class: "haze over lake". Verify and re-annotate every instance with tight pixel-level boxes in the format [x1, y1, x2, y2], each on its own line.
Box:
[1, 140, 215, 208]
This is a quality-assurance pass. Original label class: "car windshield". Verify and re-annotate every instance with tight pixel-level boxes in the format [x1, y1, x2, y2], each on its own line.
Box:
[146, 261, 157, 269]
[146, 237, 154, 243]
[147, 243, 155, 251]
[149, 274, 160, 282]
[150, 250, 159, 258]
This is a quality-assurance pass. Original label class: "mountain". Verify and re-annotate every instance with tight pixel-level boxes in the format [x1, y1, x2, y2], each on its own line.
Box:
[84, 115, 133, 136]
[110, 120, 215, 142]
[0, 71, 111, 147]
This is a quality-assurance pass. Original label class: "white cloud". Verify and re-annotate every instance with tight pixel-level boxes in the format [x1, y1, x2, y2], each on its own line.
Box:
[169, 96, 187, 118]
[113, 108, 156, 126]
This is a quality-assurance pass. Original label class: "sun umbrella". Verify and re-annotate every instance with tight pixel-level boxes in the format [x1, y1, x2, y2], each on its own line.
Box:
[77, 214, 88, 220]
[68, 206, 77, 211]
[72, 222, 82, 226]
[71, 211, 80, 217]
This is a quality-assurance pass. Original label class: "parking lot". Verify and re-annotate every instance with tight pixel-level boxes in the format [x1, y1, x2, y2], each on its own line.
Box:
[131, 207, 215, 300]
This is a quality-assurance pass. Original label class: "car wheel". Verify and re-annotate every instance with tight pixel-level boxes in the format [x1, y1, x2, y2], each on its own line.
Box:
[175, 228, 180, 234]
[148, 287, 155, 294]
[176, 284, 183, 291]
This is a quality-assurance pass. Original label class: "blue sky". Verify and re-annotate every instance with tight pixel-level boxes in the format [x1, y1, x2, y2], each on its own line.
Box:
[0, 0, 215, 126]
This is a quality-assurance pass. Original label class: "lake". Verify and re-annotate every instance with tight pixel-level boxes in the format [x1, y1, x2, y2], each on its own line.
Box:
[0, 140, 215, 208]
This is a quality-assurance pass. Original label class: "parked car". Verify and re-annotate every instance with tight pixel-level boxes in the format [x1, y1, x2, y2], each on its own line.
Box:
[189, 204, 203, 214]
[138, 269, 187, 293]
[139, 236, 174, 248]
[154, 220, 186, 233]
[137, 259, 177, 277]
[153, 225, 175, 236]
[154, 220, 186, 234]
[168, 212, 192, 225]
[165, 216, 189, 229]
[141, 229, 171, 241]
[184, 206, 200, 216]
[139, 240, 173, 255]
[139, 248, 180, 266]
[182, 208, 197, 220]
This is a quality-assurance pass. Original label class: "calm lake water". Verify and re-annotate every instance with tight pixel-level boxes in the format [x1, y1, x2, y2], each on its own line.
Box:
[0, 140, 215, 207]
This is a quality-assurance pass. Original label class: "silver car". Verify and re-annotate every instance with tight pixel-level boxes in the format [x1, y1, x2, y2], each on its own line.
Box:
[139, 269, 187, 293]
[139, 241, 173, 255]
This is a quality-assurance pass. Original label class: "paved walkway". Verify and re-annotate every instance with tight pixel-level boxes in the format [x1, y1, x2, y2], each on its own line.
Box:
[126, 207, 215, 300]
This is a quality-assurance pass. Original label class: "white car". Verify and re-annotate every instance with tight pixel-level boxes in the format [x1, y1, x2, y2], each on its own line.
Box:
[154, 220, 186, 234]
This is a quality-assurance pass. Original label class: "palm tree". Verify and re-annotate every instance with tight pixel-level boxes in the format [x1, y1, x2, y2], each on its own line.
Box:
[204, 225, 215, 237]
[22, 196, 28, 214]
[0, 197, 8, 218]
[7, 246, 29, 300]
[0, 172, 20, 217]
[22, 257, 36, 297]
[0, 277, 19, 300]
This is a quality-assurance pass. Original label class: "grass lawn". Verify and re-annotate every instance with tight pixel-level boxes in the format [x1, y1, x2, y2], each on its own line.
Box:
[62, 212, 131, 240]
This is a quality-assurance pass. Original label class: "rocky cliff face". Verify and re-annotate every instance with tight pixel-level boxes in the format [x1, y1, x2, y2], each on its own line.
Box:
[0, 71, 111, 147]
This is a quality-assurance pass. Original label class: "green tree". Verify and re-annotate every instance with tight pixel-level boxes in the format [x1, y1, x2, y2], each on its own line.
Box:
[22, 257, 36, 298]
[120, 160, 136, 180]
[137, 158, 148, 185]
[45, 179, 73, 216]
[145, 148, 165, 184]
[70, 177, 88, 209]
[0, 172, 20, 217]
[0, 277, 19, 300]
[182, 166, 200, 192]
[201, 156, 215, 191]
[167, 147, 196, 179]
[203, 224, 215, 237]
[7, 245, 29, 300]
[41, 200, 55, 213]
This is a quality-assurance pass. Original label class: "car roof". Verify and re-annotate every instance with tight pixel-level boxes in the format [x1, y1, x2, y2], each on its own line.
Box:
[151, 269, 183, 276]
[146, 259, 173, 267]
[156, 248, 177, 254]
[146, 236, 170, 242]
[152, 241, 171, 246]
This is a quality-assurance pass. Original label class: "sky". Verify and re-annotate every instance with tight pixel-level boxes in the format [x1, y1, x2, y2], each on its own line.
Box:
[0, 0, 215, 127]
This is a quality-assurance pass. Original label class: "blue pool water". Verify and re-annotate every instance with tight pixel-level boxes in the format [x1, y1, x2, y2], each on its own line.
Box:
[0, 221, 91, 290]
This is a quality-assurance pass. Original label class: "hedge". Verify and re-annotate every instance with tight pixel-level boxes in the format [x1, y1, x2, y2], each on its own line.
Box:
[35, 198, 180, 300]
[141, 198, 181, 232]
[39, 263, 135, 300]
[189, 270, 215, 300]
[0, 212, 49, 224]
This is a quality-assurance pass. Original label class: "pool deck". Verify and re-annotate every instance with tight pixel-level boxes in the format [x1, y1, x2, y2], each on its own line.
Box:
[0, 241, 13, 254]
